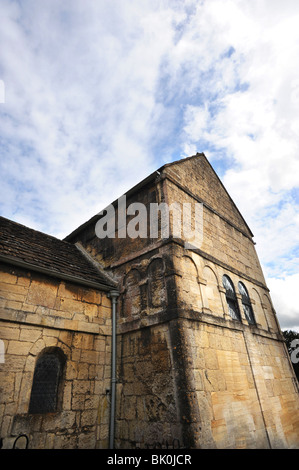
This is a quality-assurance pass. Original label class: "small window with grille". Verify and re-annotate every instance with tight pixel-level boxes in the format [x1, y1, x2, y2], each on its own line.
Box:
[222, 275, 241, 321]
[29, 348, 65, 414]
[238, 281, 256, 325]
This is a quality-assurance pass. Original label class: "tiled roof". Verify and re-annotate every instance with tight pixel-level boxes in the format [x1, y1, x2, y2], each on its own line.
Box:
[0, 216, 116, 290]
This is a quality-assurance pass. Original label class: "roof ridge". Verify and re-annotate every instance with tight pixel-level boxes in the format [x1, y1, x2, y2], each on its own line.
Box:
[158, 152, 205, 171]
[0, 215, 74, 246]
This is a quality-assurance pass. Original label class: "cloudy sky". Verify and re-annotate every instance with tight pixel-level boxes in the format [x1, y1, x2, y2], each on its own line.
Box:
[0, 0, 298, 331]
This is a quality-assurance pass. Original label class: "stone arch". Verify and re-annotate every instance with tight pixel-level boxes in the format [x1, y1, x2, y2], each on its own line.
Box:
[29, 335, 71, 359]
[18, 338, 70, 415]
[122, 268, 141, 318]
[28, 346, 66, 414]
[202, 265, 223, 317]
[251, 287, 267, 329]
[182, 255, 199, 277]
[178, 255, 202, 311]
[263, 293, 278, 332]
[147, 257, 166, 309]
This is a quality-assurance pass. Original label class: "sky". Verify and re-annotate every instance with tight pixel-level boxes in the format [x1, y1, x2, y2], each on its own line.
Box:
[0, 0, 298, 331]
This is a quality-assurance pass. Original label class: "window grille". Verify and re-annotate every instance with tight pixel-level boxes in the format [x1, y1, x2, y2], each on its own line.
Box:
[222, 275, 241, 321]
[238, 281, 255, 325]
[29, 350, 64, 414]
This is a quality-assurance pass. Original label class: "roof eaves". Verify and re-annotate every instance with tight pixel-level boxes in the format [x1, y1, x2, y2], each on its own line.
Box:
[0, 253, 115, 292]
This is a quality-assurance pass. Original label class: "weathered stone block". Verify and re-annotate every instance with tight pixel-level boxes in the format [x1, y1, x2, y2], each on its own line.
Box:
[7, 340, 32, 356]
[0, 271, 17, 285]
[19, 328, 41, 342]
[72, 380, 91, 395]
[27, 281, 58, 308]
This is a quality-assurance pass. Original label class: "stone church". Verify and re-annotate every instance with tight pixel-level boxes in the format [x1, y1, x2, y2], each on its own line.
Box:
[0, 153, 298, 449]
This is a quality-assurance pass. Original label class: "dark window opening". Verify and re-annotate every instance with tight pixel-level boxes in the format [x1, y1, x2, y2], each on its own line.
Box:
[222, 275, 241, 321]
[238, 281, 256, 325]
[29, 349, 65, 414]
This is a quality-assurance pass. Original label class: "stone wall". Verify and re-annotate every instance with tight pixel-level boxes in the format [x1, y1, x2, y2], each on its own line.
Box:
[113, 244, 185, 449]
[164, 176, 266, 287]
[173, 247, 278, 332]
[181, 318, 299, 448]
[65, 155, 299, 448]
[115, 324, 182, 449]
[163, 163, 299, 448]
[0, 263, 112, 449]
[170, 225, 299, 447]
[163, 155, 253, 238]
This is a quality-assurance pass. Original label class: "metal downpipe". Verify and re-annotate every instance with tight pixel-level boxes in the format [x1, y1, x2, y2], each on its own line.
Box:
[108, 290, 119, 449]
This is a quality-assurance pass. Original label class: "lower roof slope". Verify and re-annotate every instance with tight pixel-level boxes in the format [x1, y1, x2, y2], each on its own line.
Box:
[0, 216, 116, 290]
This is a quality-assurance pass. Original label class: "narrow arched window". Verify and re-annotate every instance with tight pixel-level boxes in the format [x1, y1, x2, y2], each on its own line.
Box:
[238, 282, 255, 325]
[29, 348, 65, 414]
[222, 275, 241, 321]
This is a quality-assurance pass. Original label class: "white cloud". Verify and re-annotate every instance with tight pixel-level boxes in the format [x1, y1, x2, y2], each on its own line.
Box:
[267, 274, 299, 332]
[169, 0, 299, 329]
[0, 0, 183, 235]
[0, 0, 298, 330]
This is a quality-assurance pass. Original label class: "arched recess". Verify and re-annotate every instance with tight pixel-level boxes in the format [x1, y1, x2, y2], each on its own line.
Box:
[222, 274, 241, 321]
[122, 269, 141, 318]
[263, 294, 278, 332]
[202, 266, 223, 317]
[178, 255, 202, 311]
[238, 281, 255, 324]
[147, 257, 166, 308]
[16, 338, 70, 415]
[251, 288, 267, 329]
[28, 347, 66, 414]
